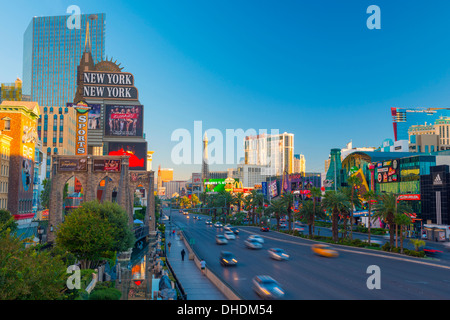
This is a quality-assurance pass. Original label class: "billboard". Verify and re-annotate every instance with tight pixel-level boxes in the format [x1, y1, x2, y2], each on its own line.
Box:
[58, 158, 88, 171]
[268, 180, 278, 198]
[68, 101, 91, 155]
[88, 104, 102, 130]
[203, 178, 240, 193]
[93, 159, 121, 172]
[104, 105, 143, 137]
[192, 173, 202, 185]
[108, 142, 147, 171]
[376, 159, 399, 184]
[81, 71, 139, 100]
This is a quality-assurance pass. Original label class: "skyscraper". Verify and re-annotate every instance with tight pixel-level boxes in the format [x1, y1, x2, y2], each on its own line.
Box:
[23, 13, 105, 186]
[244, 132, 294, 175]
[22, 13, 105, 107]
[391, 107, 450, 141]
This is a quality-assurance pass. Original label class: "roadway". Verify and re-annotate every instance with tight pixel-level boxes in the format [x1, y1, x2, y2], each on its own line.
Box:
[165, 208, 450, 300]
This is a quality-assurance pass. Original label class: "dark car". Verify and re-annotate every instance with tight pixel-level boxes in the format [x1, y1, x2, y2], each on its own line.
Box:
[230, 227, 239, 235]
[423, 247, 443, 258]
[261, 226, 269, 232]
[220, 251, 238, 266]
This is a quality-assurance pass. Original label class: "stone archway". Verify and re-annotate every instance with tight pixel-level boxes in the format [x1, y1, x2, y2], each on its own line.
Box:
[47, 155, 133, 244]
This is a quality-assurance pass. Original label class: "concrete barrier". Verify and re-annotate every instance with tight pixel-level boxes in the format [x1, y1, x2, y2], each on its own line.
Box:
[180, 231, 242, 300]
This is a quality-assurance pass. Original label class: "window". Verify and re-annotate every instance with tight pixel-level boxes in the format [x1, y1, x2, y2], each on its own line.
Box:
[3, 119, 10, 131]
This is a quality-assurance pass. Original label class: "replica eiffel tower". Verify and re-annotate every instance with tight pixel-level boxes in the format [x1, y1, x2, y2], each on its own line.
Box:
[201, 132, 209, 183]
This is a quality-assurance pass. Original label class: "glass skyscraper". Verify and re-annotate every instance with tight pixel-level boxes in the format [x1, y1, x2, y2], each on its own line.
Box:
[391, 107, 450, 141]
[22, 13, 105, 107]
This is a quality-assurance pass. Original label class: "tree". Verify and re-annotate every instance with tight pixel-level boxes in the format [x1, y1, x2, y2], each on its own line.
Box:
[0, 232, 67, 300]
[395, 212, 412, 253]
[56, 200, 134, 269]
[372, 193, 412, 248]
[321, 190, 351, 242]
[233, 192, 245, 212]
[309, 187, 322, 234]
[190, 194, 200, 208]
[0, 209, 17, 234]
[80, 201, 135, 252]
[364, 190, 378, 245]
[40, 178, 51, 209]
[281, 192, 295, 232]
[299, 200, 324, 238]
[179, 196, 191, 209]
[345, 175, 362, 240]
[265, 198, 287, 231]
[341, 185, 362, 240]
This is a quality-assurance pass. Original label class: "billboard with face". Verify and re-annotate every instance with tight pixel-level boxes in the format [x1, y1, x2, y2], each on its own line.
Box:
[108, 142, 147, 171]
[104, 105, 143, 137]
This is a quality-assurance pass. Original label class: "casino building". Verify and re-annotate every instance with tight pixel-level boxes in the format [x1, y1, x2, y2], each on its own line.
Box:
[71, 18, 147, 171]
[331, 150, 450, 239]
[0, 101, 39, 217]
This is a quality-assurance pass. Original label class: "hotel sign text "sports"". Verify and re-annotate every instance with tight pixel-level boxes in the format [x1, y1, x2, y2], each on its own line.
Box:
[82, 71, 138, 100]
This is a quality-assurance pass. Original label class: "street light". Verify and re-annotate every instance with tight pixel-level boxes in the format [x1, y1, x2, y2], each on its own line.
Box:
[37, 225, 44, 244]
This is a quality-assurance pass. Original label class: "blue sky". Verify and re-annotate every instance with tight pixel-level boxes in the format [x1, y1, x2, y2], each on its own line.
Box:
[2, 0, 450, 179]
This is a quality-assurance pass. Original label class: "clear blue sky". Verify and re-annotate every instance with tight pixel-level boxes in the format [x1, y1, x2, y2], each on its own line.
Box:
[2, 0, 450, 180]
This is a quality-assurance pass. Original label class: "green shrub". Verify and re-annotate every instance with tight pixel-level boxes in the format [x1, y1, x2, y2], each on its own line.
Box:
[89, 287, 122, 300]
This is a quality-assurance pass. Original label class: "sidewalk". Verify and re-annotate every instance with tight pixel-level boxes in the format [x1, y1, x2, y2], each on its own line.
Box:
[165, 229, 227, 300]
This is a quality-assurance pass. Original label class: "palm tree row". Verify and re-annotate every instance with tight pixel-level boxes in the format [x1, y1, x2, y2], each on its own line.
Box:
[197, 183, 414, 252]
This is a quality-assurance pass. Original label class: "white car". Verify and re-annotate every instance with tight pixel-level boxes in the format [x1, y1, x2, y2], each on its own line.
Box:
[224, 231, 236, 240]
[268, 248, 289, 261]
[245, 239, 263, 249]
[248, 235, 264, 243]
[216, 235, 228, 245]
[214, 222, 223, 228]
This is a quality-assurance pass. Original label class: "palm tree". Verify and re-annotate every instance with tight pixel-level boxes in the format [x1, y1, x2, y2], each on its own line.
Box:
[281, 192, 295, 232]
[372, 192, 412, 248]
[252, 192, 265, 226]
[395, 212, 412, 253]
[364, 190, 378, 245]
[233, 192, 245, 213]
[341, 186, 362, 239]
[266, 198, 287, 231]
[299, 200, 323, 238]
[346, 175, 362, 240]
[309, 187, 322, 234]
[321, 190, 351, 242]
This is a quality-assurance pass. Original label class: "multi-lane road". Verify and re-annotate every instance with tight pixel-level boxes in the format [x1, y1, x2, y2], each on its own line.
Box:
[164, 208, 450, 300]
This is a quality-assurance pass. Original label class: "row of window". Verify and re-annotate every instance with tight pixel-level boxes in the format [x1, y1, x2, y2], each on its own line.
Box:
[0, 198, 7, 210]
[0, 180, 8, 193]
[1, 164, 9, 177]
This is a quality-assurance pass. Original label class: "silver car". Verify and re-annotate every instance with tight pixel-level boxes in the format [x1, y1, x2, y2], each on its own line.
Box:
[216, 235, 228, 245]
[268, 248, 289, 260]
[245, 239, 263, 249]
[252, 275, 285, 299]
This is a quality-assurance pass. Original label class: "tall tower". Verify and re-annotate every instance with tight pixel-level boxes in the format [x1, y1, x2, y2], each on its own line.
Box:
[22, 13, 106, 107]
[202, 132, 209, 181]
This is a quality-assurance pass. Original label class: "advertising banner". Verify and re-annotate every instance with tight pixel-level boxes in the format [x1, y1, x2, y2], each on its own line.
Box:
[376, 159, 399, 184]
[81, 71, 139, 100]
[261, 181, 267, 197]
[108, 142, 147, 171]
[268, 180, 278, 198]
[88, 104, 102, 130]
[192, 173, 202, 185]
[104, 105, 143, 137]
[203, 178, 240, 192]
[58, 158, 88, 171]
[69, 101, 91, 155]
[93, 159, 121, 172]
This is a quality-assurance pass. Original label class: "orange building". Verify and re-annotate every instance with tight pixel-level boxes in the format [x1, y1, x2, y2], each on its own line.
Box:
[0, 101, 40, 215]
